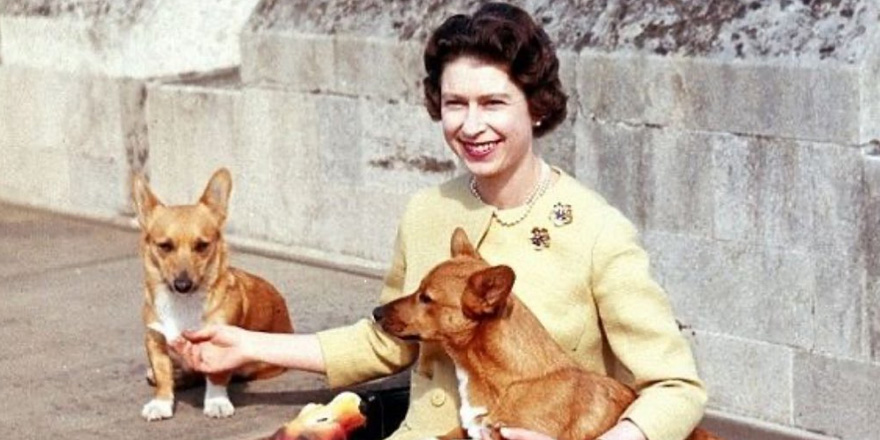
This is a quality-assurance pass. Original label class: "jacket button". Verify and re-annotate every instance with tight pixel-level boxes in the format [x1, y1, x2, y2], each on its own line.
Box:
[430, 389, 446, 407]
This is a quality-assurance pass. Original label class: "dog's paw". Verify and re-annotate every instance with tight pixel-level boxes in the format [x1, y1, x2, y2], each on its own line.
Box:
[203, 396, 235, 418]
[141, 398, 174, 421]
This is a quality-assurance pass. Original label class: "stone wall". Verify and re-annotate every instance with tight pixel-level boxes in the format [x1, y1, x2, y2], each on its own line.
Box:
[2, 1, 880, 439]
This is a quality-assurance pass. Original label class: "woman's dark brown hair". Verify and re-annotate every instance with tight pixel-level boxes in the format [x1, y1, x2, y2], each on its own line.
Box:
[423, 2, 567, 138]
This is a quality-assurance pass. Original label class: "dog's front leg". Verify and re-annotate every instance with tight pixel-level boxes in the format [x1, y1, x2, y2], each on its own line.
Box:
[203, 372, 235, 418]
[142, 332, 175, 421]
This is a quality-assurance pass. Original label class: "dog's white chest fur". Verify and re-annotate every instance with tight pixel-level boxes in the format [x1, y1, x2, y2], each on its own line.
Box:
[455, 365, 488, 439]
[148, 285, 206, 341]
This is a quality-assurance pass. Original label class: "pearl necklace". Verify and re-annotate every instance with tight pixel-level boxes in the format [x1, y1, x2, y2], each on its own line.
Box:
[469, 162, 552, 227]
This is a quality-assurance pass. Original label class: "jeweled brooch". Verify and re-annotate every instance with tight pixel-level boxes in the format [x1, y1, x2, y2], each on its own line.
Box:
[530, 227, 550, 250]
[550, 202, 572, 227]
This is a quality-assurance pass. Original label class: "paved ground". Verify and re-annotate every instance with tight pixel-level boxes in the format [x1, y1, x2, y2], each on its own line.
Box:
[0, 202, 835, 440]
[0, 202, 405, 440]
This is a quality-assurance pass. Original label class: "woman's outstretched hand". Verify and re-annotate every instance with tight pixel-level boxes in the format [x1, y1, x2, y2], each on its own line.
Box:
[488, 427, 554, 440]
[173, 324, 252, 373]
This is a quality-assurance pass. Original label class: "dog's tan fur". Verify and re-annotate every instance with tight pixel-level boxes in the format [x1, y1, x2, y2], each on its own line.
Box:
[133, 168, 293, 421]
[374, 228, 720, 440]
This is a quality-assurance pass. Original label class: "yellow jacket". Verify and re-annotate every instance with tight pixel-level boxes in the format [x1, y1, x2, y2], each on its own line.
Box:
[317, 169, 707, 440]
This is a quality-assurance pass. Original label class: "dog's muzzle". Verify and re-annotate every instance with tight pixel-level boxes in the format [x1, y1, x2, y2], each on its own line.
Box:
[172, 273, 195, 294]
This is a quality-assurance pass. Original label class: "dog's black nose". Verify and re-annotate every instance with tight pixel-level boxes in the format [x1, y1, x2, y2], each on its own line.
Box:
[173, 276, 194, 293]
[371, 306, 384, 322]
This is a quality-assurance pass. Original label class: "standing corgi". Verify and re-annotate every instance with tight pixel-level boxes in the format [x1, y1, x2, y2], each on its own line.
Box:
[132, 168, 294, 421]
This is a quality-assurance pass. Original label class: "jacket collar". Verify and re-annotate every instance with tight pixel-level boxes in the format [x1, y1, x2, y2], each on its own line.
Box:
[440, 174, 494, 249]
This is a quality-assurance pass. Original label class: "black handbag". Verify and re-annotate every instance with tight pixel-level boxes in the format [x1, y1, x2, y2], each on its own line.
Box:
[351, 386, 410, 440]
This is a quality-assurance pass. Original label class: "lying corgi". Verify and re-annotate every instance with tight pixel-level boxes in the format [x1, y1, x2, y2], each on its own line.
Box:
[132, 168, 294, 421]
[373, 228, 720, 440]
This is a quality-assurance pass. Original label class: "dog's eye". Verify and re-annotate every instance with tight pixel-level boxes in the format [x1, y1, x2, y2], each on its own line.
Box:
[156, 241, 175, 252]
[419, 294, 433, 304]
[193, 240, 210, 253]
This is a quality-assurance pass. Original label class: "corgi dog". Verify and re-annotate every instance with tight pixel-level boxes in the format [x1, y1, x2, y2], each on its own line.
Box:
[132, 168, 294, 421]
[373, 228, 720, 440]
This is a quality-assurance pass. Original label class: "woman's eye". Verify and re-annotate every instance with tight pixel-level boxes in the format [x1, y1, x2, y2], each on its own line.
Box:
[157, 241, 174, 252]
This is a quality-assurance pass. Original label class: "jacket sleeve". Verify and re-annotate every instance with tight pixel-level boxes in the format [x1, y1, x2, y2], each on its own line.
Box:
[591, 209, 707, 440]
[316, 227, 419, 388]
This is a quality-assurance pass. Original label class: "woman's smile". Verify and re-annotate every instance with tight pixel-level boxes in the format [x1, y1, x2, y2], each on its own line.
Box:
[460, 139, 501, 160]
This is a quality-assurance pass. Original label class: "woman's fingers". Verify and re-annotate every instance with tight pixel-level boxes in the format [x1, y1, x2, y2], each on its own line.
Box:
[181, 325, 218, 343]
[175, 339, 203, 371]
[498, 427, 555, 440]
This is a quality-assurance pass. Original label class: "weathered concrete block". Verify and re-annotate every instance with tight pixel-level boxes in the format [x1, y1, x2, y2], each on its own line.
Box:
[793, 352, 880, 439]
[0, 144, 70, 209]
[241, 31, 424, 103]
[0, 0, 260, 78]
[806, 142, 867, 254]
[234, 88, 322, 244]
[0, 67, 138, 216]
[688, 331, 794, 425]
[145, 81, 245, 207]
[575, 121, 717, 236]
[118, 79, 149, 184]
[644, 231, 813, 349]
[859, 27, 880, 143]
[865, 152, 880, 361]
[710, 136, 867, 255]
[333, 35, 423, 102]
[240, 31, 336, 91]
[68, 154, 128, 213]
[316, 95, 364, 185]
[812, 252, 868, 359]
[574, 119, 652, 230]
[711, 136, 833, 252]
[710, 134, 759, 243]
[0, 67, 86, 149]
[741, 138, 814, 251]
[360, 99, 457, 193]
[648, 129, 716, 236]
[577, 51, 863, 145]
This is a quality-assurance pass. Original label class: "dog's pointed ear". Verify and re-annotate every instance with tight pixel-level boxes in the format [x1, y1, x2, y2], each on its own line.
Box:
[131, 173, 163, 228]
[451, 227, 479, 258]
[462, 265, 515, 319]
[199, 168, 232, 223]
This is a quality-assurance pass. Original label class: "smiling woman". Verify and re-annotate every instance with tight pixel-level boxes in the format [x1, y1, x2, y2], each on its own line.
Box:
[176, 4, 709, 440]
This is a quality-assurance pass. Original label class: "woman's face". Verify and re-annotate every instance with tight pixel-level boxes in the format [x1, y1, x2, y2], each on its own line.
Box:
[439, 56, 536, 180]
